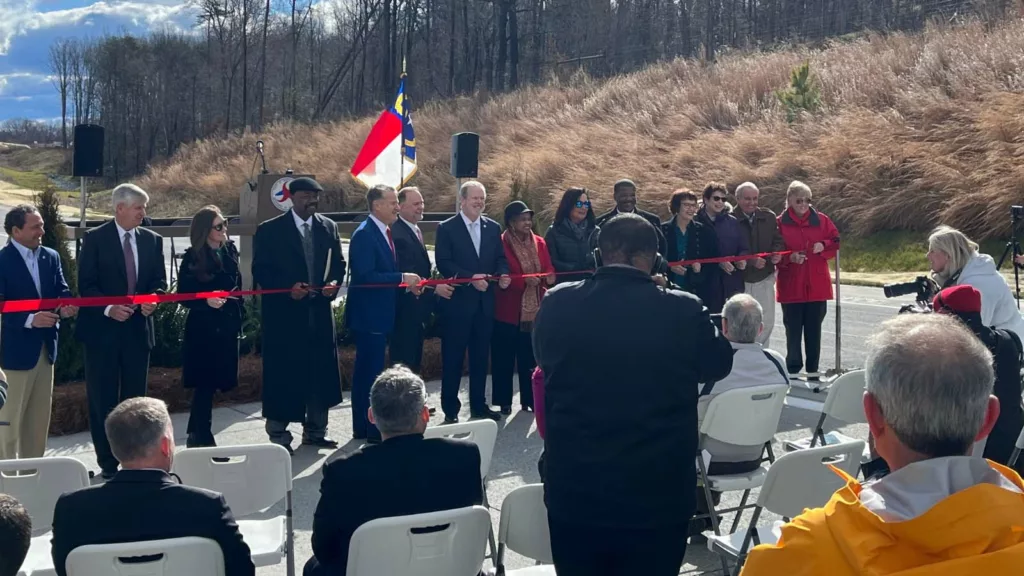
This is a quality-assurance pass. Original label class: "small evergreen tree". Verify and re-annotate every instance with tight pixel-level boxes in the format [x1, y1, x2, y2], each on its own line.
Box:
[35, 186, 85, 383]
[777, 62, 822, 122]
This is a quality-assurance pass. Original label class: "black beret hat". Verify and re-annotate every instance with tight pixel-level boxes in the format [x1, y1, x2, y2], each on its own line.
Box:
[288, 177, 323, 193]
[504, 200, 534, 225]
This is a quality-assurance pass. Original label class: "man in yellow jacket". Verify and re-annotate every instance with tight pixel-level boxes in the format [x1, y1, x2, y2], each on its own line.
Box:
[742, 314, 1024, 575]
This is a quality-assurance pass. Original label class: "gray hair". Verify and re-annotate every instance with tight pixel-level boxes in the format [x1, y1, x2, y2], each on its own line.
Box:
[370, 366, 426, 436]
[865, 314, 994, 458]
[104, 397, 171, 463]
[459, 180, 486, 199]
[734, 182, 759, 198]
[786, 180, 812, 201]
[366, 184, 395, 211]
[929, 225, 979, 285]
[111, 183, 149, 210]
[722, 293, 763, 344]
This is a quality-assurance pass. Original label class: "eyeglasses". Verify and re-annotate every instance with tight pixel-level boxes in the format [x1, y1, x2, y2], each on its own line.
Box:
[213, 222, 227, 231]
[681, 203, 698, 211]
[575, 201, 591, 209]
[711, 196, 726, 202]
[792, 197, 809, 205]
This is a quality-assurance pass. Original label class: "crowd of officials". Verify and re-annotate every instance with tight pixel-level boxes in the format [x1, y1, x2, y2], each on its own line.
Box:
[1, 175, 1024, 575]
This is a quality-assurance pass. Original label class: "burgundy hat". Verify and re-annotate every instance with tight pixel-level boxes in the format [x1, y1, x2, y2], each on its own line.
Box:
[933, 285, 982, 314]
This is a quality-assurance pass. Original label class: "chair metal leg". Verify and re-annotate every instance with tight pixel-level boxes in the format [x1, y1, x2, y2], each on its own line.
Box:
[729, 489, 750, 533]
[765, 442, 777, 464]
[697, 453, 723, 537]
[732, 507, 763, 576]
[286, 490, 295, 576]
[484, 481, 498, 563]
[1010, 447, 1021, 468]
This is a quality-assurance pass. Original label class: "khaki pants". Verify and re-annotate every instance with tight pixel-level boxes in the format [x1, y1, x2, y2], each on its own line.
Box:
[745, 274, 776, 347]
[0, 349, 54, 459]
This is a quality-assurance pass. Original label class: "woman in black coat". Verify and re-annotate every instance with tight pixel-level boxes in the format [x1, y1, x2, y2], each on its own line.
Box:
[660, 189, 718, 300]
[544, 187, 599, 284]
[178, 205, 242, 448]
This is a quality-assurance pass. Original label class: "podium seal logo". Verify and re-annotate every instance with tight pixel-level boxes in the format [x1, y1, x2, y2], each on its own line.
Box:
[271, 177, 294, 212]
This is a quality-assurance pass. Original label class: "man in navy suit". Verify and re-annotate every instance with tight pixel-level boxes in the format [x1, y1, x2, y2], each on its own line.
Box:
[346, 185, 422, 442]
[435, 181, 510, 423]
[0, 205, 76, 460]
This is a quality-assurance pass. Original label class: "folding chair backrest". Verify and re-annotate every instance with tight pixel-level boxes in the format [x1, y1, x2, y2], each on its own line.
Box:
[498, 484, 552, 564]
[757, 440, 866, 519]
[422, 420, 498, 480]
[172, 444, 292, 516]
[66, 536, 225, 576]
[346, 505, 490, 576]
[700, 384, 789, 447]
[821, 370, 867, 425]
[0, 457, 90, 531]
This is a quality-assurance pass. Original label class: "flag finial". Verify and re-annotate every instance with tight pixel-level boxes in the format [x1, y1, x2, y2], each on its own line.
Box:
[402, 57, 407, 77]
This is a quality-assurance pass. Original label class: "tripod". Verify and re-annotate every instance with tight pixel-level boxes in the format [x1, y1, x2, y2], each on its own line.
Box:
[995, 212, 1022, 310]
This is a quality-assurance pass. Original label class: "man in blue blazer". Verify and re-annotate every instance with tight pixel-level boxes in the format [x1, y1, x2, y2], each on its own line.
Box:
[0, 205, 76, 460]
[435, 181, 510, 423]
[346, 185, 421, 442]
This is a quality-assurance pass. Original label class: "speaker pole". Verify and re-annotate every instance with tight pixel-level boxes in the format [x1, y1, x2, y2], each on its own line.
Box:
[79, 177, 87, 228]
[455, 178, 462, 214]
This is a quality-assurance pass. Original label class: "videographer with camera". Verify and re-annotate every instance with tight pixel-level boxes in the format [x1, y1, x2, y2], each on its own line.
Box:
[933, 285, 1024, 473]
[927, 225, 1024, 341]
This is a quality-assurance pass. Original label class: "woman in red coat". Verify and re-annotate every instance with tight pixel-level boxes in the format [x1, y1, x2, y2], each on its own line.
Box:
[493, 201, 555, 414]
[776, 181, 839, 381]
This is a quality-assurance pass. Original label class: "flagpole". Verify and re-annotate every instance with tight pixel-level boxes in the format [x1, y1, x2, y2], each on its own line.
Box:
[399, 57, 407, 190]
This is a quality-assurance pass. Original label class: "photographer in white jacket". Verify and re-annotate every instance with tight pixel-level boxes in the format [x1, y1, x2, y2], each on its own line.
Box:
[928, 225, 1024, 341]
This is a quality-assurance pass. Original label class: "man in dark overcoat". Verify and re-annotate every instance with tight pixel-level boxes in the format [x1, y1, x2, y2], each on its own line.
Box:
[252, 177, 347, 452]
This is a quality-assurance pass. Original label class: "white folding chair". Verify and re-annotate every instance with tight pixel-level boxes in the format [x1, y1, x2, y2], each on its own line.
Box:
[495, 484, 554, 576]
[171, 444, 294, 576]
[1009, 423, 1024, 467]
[346, 505, 491, 576]
[707, 440, 865, 576]
[65, 536, 225, 576]
[695, 382, 789, 562]
[423, 420, 499, 560]
[788, 370, 867, 450]
[1, 457, 90, 576]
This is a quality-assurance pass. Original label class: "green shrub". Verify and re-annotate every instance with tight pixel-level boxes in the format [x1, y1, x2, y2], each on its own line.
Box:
[36, 186, 85, 384]
[777, 61, 822, 122]
[149, 285, 187, 368]
[240, 296, 262, 355]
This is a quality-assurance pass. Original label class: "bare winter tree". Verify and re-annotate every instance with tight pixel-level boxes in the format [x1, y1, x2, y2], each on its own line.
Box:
[48, 38, 74, 148]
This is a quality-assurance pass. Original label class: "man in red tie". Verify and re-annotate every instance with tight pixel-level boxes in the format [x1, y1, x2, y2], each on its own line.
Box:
[347, 184, 421, 443]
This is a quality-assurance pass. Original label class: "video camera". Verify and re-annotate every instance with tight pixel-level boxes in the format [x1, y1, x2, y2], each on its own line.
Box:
[882, 275, 938, 314]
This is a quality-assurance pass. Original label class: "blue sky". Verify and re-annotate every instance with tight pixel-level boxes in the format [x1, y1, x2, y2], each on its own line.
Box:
[0, 0, 199, 121]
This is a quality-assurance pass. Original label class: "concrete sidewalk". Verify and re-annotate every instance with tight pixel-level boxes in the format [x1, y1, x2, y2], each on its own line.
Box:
[42, 375, 868, 575]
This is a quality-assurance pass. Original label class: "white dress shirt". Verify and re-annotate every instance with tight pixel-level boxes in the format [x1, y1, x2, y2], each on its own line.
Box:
[460, 211, 481, 256]
[11, 239, 41, 328]
[292, 209, 313, 236]
[105, 222, 139, 318]
[399, 216, 424, 246]
[367, 214, 390, 238]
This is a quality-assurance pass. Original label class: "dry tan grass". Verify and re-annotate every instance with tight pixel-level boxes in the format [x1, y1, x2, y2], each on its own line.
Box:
[139, 20, 1024, 239]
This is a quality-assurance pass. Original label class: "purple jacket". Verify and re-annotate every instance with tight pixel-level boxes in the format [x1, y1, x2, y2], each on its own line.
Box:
[697, 206, 750, 312]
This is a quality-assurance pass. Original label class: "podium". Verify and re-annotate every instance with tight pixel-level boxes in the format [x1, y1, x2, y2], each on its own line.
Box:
[239, 173, 314, 290]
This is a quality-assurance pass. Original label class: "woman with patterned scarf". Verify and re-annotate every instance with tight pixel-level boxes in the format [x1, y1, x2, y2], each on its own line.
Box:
[493, 201, 555, 414]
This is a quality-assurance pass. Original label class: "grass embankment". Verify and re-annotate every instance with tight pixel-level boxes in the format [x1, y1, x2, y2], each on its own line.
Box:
[0, 145, 108, 217]
[138, 19, 1024, 248]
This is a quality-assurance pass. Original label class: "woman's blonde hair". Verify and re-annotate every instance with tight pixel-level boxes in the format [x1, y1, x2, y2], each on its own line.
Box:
[928, 225, 978, 285]
[786, 181, 813, 201]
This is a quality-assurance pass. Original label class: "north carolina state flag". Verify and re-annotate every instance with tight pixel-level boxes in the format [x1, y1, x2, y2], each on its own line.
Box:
[350, 77, 416, 189]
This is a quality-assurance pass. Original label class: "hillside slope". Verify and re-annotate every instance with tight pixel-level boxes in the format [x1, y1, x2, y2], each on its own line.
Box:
[139, 20, 1024, 241]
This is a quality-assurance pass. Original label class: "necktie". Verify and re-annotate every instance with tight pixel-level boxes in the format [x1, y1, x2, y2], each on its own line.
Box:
[386, 227, 396, 261]
[301, 223, 315, 283]
[415, 225, 424, 246]
[471, 221, 481, 257]
[123, 232, 137, 295]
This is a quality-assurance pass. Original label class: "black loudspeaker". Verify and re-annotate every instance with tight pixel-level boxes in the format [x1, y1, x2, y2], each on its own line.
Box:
[73, 124, 104, 178]
[450, 132, 479, 178]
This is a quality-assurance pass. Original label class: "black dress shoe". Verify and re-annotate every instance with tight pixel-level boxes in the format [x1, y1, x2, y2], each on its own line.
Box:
[500, 406, 512, 416]
[442, 416, 459, 425]
[521, 405, 534, 412]
[471, 407, 501, 421]
[303, 437, 340, 449]
[428, 406, 437, 415]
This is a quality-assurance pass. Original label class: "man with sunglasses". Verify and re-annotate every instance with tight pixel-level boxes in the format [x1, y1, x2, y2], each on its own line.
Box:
[595, 179, 667, 256]
[696, 182, 750, 313]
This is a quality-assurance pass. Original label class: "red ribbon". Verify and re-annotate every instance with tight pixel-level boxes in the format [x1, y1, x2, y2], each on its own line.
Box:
[0, 250, 796, 313]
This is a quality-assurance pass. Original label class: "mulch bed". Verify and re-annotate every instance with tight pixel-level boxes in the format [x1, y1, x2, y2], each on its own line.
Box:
[50, 339, 447, 437]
